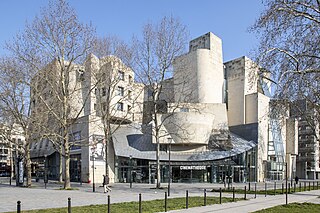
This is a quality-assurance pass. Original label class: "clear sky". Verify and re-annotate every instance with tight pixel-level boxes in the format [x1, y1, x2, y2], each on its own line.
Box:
[0, 0, 265, 62]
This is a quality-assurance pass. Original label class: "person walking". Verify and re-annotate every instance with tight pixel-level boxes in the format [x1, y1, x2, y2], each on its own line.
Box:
[103, 174, 111, 193]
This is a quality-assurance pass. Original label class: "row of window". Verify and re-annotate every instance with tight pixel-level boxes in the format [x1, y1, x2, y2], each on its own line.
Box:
[95, 86, 132, 99]
[93, 102, 131, 112]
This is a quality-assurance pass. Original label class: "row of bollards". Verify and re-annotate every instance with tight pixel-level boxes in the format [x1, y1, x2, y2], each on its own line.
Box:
[17, 197, 73, 213]
[16, 181, 320, 213]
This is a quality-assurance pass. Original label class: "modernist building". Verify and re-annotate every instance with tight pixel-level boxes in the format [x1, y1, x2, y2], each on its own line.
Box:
[30, 32, 301, 184]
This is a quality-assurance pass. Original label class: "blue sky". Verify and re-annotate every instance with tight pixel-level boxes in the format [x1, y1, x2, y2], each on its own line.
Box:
[0, 0, 264, 62]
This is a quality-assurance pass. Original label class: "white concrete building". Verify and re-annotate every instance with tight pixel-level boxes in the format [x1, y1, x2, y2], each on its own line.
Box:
[30, 54, 144, 184]
[30, 32, 301, 184]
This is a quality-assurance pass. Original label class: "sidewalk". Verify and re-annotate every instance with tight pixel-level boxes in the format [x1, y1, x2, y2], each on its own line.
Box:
[1, 178, 320, 213]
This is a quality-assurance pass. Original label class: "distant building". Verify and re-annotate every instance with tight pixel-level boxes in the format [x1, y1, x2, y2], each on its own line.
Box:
[290, 99, 320, 179]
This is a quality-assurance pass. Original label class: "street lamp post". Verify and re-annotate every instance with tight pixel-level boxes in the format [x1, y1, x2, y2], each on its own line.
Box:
[9, 147, 12, 186]
[129, 155, 132, 188]
[248, 163, 251, 191]
[167, 138, 172, 197]
[285, 162, 288, 205]
[80, 159, 82, 186]
[44, 154, 48, 189]
[91, 147, 96, 192]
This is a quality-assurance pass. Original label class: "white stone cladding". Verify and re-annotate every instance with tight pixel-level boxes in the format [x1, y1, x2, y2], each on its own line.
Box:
[173, 32, 224, 104]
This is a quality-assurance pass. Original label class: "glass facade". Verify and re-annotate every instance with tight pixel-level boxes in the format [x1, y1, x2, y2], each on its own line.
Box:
[115, 151, 255, 184]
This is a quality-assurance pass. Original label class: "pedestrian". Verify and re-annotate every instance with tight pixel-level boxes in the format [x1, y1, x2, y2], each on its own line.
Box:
[295, 176, 299, 184]
[103, 174, 111, 193]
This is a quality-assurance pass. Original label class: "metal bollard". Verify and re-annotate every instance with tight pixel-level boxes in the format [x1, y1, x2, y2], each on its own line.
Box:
[294, 183, 296, 193]
[244, 186, 247, 200]
[274, 182, 276, 195]
[265, 182, 267, 197]
[309, 182, 311, 191]
[68, 197, 71, 213]
[288, 183, 290, 194]
[255, 183, 257, 199]
[186, 190, 189, 209]
[219, 188, 222, 204]
[299, 182, 301, 192]
[304, 182, 306, 191]
[108, 195, 110, 213]
[204, 189, 207, 206]
[165, 192, 167, 212]
[313, 182, 315, 190]
[233, 187, 235, 202]
[317, 181, 319, 190]
[282, 183, 284, 194]
[139, 193, 142, 213]
[17, 201, 21, 213]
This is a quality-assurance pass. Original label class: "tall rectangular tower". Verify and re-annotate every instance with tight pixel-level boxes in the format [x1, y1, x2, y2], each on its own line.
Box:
[173, 32, 224, 103]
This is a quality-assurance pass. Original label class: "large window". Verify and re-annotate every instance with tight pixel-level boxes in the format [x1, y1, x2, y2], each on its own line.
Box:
[70, 131, 81, 150]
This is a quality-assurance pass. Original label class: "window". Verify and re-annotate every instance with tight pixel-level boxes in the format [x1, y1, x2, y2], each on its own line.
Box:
[180, 108, 189, 112]
[117, 86, 124, 96]
[117, 102, 124, 111]
[128, 75, 133, 84]
[128, 105, 131, 112]
[70, 131, 81, 150]
[118, 70, 124, 80]
[128, 90, 132, 99]
[102, 87, 106, 96]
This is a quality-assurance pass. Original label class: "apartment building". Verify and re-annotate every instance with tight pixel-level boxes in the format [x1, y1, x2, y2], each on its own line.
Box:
[290, 100, 320, 179]
[30, 54, 144, 183]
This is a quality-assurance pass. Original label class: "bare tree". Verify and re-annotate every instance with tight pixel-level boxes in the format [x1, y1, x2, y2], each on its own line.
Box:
[0, 57, 32, 186]
[130, 16, 189, 188]
[251, 0, 320, 116]
[5, 0, 96, 189]
[90, 37, 143, 181]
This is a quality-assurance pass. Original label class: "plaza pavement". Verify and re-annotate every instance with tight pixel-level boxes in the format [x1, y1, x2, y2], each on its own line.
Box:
[0, 178, 320, 212]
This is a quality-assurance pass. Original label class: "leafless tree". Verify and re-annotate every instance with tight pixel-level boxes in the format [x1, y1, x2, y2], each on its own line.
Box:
[251, 0, 320, 121]
[87, 51, 144, 181]
[130, 16, 189, 188]
[5, 0, 96, 189]
[0, 57, 33, 186]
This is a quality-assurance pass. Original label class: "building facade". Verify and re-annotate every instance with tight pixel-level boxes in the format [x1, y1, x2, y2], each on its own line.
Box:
[29, 32, 304, 185]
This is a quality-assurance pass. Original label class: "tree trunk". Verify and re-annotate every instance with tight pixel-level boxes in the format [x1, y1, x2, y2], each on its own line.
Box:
[156, 134, 161, 188]
[64, 138, 71, 189]
[59, 147, 63, 183]
[25, 144, 32, 187]
[105, 128, 109, 177]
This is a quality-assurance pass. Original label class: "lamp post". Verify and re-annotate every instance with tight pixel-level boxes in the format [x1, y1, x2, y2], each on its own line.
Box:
[285, 162, 288, 205]
[248, 163, 251, 191]
[129, 155, 132, 188]
[80, 159, 82, 186]
[167, 138, 173, 197]
[91, 147, 96, 192]
[9, 147, 12, 186]
[44, 154, 48, 189]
